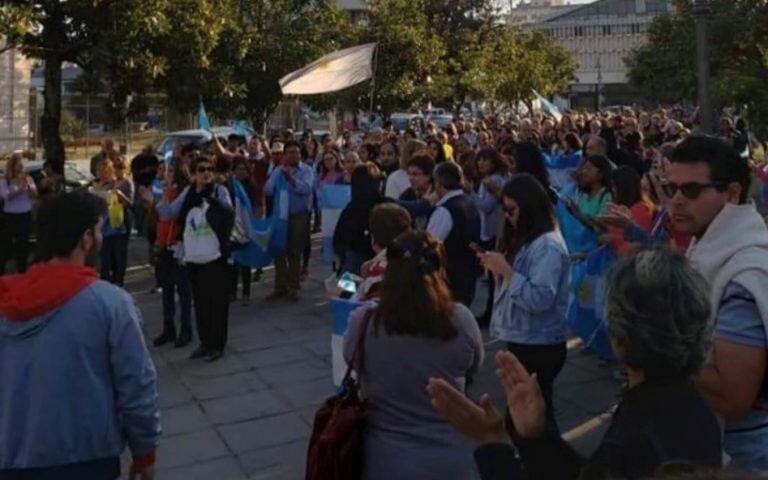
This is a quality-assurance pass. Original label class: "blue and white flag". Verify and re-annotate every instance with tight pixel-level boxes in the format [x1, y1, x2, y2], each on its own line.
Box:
[321, 184, 352, 262]
[330, 298, 368, 386]
[544, 151, 582, 191]
[533, 89, 562, 122]
[566, 246, 614, 360]
[198, 101, 211, 131]
[231, 176, 289, 268]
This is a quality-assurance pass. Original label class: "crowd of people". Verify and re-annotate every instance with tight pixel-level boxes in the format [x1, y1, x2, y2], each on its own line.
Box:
[1, 104, 768, 479]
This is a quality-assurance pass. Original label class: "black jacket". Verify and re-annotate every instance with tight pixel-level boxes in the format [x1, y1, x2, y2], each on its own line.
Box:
[474, 378, 722, 480]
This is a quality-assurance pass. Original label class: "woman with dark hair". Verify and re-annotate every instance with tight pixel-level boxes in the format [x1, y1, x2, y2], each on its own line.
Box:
[473, 148, 511, 326]
[429, 248, 721, 480]
[343, 230, 483, 480]
[512, 141, 557, 203]
[358, 142, 380, 167]
[566, 155, 614, 230]
[477, 173, 570, 433]
[601, 166, 655, 256]
[332, 163, 384, 275]
[427, 138, 448, 164]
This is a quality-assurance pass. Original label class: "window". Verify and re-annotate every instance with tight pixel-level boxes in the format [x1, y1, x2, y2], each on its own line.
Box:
[602, 25, 611, 36]
[575, 26, 585, 37]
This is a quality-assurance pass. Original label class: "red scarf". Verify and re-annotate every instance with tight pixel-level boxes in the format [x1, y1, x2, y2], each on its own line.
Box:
[0, 263, 99, 322]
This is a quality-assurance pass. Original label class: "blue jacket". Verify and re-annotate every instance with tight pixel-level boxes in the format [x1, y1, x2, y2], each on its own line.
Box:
[0, 277, 160, 470]
[490, 231, 570, 345]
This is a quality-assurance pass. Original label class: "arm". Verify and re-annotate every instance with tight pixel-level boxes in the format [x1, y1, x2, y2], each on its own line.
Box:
[156, 185, 191, 220]
[475, 183, 500, 215]
[287, 165, 313, 196]
[426, 206, 453, 242]
[397, 197, 434, 219]
[108, 293, 160, 471]
[214, 184, 233, 208]
[695, 283, 767, 420]
[264, 169, 279, 197]
[506, 245, 566, 314]
[457, 304, 485, 376]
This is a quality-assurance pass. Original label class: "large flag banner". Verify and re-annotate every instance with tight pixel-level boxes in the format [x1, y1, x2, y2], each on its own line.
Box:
[555, 186, 600, 255]
[330, 298, 368, 387]
[566, 246, 614, 360]
[198, 101, 211, 131]
[321, 184, 352, 263]
[279, 43, 376, 95]
[231, 176, 289, 268]
[544, 151, 582, 191]
[533, 89, 563, 122]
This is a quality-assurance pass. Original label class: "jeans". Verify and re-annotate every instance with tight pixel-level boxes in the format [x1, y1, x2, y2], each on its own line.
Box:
[275, 212, 310, 292]
[100, 235, 128, 286]
[507, 342, 567, 435]
[157, 249, 192, 331]
[0, 212, 31, 276]
[188, 258, 230, 352]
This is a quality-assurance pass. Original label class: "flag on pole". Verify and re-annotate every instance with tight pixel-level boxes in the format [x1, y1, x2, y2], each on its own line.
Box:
[198, 101, 211, 131]
[533, 89, 563, 121]
[279, 43, 376, 95]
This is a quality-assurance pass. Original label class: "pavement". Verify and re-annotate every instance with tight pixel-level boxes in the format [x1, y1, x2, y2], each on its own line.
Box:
[118, 236, 620, 479]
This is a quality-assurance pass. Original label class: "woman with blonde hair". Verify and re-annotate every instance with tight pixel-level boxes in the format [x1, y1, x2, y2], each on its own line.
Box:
[0, 151, 37, 275]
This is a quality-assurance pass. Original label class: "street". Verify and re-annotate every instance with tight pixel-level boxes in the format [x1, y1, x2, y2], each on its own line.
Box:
[120, 236, 619, 479]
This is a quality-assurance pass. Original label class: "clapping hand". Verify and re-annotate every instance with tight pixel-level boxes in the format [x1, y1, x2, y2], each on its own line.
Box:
[426, 378, 506, 445]
[495, 351, 546, 439]
[138, 186, 154, 205]
[596, 202, 632, 229]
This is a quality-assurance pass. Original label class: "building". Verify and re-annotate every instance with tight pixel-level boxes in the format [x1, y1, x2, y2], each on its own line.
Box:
[0, 44, 32, 155]
[511, 0, 672, 108]
[508, 0, 580, 25]
[338, 0, 368, 24]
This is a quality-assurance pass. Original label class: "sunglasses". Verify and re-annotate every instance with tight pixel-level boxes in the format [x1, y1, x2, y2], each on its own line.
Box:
[661, 181, 723, 200]
[196, 166, 214, 173]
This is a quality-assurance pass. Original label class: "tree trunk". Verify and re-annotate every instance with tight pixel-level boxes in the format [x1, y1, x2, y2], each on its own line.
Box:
[41, 55, 65, 173]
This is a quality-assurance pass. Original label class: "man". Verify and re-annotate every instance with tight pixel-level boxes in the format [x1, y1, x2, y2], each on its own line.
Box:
[584, 135, 608, 158]
[0, 191, 160, 479]
[264, 140, 313, 302]
[664, 136, 768, 469]
[90, 138, 117, 176]
[426, 162, 481, 307]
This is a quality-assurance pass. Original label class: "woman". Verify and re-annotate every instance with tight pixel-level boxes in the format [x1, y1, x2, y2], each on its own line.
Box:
[566, 155, 614, 230]
[429, 248, 721, 480]
[143, 160, 193, 348]
[398, 154, 435, 229]
[316, 149, 344, 188]
[385, 138, 425, 199]
[343, 231, 484, 480]
[0, 152, 36, 275]
[427, 138, 447, 164]
[358, 142, 379, 166]
[601, 166, 654, 256]
[90, 158, 132, 286]
[231, 157, 258, 303]
[154, 156, 233, 362]
[478, 173, 570, 433]
[333, 163, 384, 275]
[512, 141, 557, 204]
[337, 151, 362, 185]
[473, 148, 511, 327]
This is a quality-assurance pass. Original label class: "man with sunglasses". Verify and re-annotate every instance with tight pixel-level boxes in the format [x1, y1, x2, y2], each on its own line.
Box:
[664, 135, 768, 470]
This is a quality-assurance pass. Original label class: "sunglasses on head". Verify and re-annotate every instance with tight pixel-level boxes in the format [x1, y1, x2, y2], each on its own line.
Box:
[196, 165, 214, 173]
[661, 181, 723, 200]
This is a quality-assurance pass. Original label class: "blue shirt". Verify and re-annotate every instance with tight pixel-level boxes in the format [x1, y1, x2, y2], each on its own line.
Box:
[490, 231, 571, 345]
[714, 281, 768, 470]
[264, 162, 313, 215]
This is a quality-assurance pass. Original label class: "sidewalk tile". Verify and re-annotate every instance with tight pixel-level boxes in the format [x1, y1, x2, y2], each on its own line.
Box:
[258, 360, 330, 386]
[181, 372, 267, 401]
[162, 403, 211, 436]
[202, 390, 290, 425]
[156, 429, 229, 469]
[242, 345, 313, 368]
[156, 457, 246, 480]
[218, 413, 310, 453]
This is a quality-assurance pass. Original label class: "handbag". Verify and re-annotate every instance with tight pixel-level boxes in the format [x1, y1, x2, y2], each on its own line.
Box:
[305, 310, 371, 480]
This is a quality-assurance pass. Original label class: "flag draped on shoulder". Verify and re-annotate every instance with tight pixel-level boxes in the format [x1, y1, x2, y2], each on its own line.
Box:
[320, 184, 352, 263]
[231, 176, 289, 268]
[279, 43, 376, 95]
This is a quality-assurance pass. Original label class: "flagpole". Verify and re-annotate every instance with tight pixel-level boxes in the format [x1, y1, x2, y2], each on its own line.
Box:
[368, 42, 379, 115]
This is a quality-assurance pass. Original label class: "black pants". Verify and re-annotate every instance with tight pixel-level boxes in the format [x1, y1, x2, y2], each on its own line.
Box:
[230, 264, 252, 298]
[449, 271, 478, 308]
[100, 235, 129, 286]
[480, 238, 497, 320]
[507, 342, 567, 435]
[157, 249, 192, 331]
[188, 258, 230, 352]
[0, 212, 31, 276]
[0, 457, 120, 480]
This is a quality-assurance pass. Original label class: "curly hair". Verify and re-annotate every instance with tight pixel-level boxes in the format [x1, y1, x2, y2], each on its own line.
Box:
[605, 248, 712, 380]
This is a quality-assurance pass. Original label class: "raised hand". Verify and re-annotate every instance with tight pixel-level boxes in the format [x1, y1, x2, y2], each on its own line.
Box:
[426, 378, 506, 445]
[495, 351, 546, 439]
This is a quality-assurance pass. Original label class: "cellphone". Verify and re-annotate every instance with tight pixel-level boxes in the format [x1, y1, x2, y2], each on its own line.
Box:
[337, 273, 359, 294]
[469, 242, 486, 254]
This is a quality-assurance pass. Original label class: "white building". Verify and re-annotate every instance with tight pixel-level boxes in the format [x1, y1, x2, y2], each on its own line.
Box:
[511, 0, 672, 108]
[0, 44, 32, 155]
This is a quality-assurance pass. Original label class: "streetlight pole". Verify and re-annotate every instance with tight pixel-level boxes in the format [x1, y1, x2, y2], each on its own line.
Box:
[692, 0, 713, 134]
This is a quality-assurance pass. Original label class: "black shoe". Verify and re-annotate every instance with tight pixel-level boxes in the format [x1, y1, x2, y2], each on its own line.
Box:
[189, 345, 208, 359]
[174, 328, 192, 348]
[205, 350, 224, 362]
[153, 328, 176, 347]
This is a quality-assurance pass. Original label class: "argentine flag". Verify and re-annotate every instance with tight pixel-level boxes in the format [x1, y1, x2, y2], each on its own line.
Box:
[544, 151, 582, 191]
[231, 176, 289, 268]
[330, 298, 370, 387]
[320, 184, 352, 263]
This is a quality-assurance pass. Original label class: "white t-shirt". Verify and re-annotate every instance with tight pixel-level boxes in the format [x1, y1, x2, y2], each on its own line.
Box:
[384, 169, 410, 199]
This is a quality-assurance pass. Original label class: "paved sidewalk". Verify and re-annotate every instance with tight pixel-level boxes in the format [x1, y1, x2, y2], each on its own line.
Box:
[121, 241, 619, 479]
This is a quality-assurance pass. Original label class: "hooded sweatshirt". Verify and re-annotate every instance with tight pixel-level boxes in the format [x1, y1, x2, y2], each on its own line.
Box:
[0, 263, 160, 473]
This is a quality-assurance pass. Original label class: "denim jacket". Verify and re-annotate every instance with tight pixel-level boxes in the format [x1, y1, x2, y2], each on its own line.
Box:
[490, 231, 570, 345]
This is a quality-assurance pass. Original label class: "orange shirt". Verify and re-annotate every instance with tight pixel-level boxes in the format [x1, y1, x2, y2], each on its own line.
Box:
[607, 201, 654, 256]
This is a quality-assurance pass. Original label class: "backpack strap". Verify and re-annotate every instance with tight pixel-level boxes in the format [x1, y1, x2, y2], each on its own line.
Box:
[341, 308, 373, 387]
